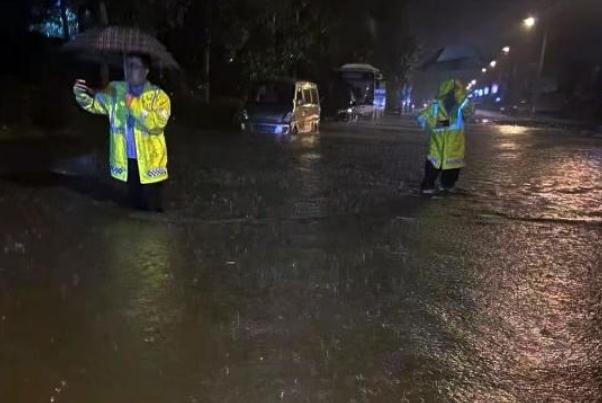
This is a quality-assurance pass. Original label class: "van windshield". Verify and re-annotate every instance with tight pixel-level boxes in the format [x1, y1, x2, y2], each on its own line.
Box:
[249, 82, 295, 105]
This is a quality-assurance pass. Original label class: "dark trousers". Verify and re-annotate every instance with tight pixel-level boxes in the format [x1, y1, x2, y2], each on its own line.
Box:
[127, 159, 163, 212]
[421, 160, 461, 191]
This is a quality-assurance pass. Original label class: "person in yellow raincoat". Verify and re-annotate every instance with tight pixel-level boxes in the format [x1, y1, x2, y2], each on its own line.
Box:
[417, 78, 472, 195]
[73, 53, 171, 211]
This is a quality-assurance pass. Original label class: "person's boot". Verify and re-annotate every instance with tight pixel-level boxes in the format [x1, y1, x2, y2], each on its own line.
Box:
[420, 187, 437, 195]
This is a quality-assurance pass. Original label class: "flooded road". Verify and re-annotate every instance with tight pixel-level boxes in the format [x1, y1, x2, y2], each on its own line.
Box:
[1, 116, 601, 402]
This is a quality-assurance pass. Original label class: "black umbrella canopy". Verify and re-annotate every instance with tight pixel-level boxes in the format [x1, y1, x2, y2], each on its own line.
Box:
[63, 26, 179, 69]
[420, 45, 484, 73]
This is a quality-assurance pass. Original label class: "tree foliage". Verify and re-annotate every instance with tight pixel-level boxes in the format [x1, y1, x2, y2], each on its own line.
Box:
[55, 0, 420, 97]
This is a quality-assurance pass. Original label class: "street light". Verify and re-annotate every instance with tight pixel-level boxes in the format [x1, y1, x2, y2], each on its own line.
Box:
[522, 14, 548, 114]
[502, 46, 510, 54]
[482, 68, 487, 73]
[490, 60, 497, 68]
[523, 16, 536, 29]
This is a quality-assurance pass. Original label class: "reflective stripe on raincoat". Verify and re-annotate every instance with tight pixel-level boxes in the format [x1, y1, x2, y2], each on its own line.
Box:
[417, 79, 473, 170]
[74, 81, 170, 184]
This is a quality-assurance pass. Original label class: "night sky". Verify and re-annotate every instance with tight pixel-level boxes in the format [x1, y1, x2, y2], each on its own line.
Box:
[408, 0, 542, 58]
[408, 0, 601, 62]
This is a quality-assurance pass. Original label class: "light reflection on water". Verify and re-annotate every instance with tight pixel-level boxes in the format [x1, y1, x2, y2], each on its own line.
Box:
[497, 125, 530, 136]
[436, 227, 601, 401]
[465, 126, 602, 223]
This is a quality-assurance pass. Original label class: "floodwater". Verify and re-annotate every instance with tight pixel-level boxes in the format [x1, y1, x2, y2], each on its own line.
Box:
[1, 116, 601, 402]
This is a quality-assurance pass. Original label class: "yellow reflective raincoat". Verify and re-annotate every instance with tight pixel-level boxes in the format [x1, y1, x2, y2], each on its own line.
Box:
[74, 81, 170, 184]
[418, 79, 472, 170]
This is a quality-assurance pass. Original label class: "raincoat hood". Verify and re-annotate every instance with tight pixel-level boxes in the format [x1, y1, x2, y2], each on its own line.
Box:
[437, 78, 467, 105]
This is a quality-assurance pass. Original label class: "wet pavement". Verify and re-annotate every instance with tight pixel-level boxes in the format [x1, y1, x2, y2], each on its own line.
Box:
[1, 116, 601, 402]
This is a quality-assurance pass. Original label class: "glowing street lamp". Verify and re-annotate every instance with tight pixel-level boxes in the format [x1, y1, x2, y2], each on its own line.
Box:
[522, 14, 548, 114]
[482, 68, 487, 73]
[489, 60, 497, 68]
[502, 46, 510, 54]
[523, 16, 536, 29]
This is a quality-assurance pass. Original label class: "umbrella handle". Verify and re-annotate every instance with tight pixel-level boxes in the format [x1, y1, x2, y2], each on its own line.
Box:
[123, 53, 128, 83]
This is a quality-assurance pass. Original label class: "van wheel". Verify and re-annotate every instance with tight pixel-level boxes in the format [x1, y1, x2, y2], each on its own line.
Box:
[291, 124, 298, 135]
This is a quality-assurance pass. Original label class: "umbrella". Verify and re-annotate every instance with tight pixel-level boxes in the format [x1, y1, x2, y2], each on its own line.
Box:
[420, 45, 483, 73]
[63, 26, 179, 69]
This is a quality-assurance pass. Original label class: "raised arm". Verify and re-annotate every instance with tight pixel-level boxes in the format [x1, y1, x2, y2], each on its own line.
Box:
[73, 80, 114, 115]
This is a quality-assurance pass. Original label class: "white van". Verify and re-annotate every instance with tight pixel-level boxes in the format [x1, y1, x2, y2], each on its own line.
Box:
[241, 79, 321, 136]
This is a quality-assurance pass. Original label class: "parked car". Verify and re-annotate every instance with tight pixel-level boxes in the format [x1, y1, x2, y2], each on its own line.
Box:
[240, 79, 321, 136]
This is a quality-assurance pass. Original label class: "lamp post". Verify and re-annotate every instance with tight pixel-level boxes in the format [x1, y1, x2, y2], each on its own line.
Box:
[524, 16, 549, 114]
